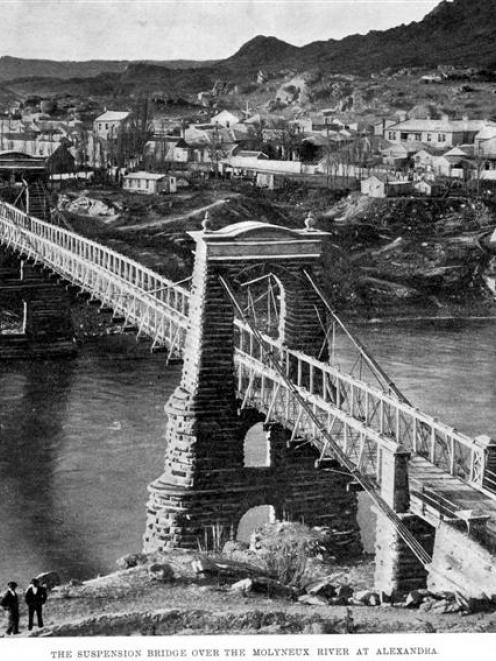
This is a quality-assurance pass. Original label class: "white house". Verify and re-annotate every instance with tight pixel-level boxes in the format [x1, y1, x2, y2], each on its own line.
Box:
[123, 171, 177, 194]
[414, 179, 442, 196]
[94, 111, 131, 140]
[475, 125, 496, 158]
[361, 174, 411, 198]
[384, 118, 489, 148]
[255, 172, 283, 190]
[210, 110, 241, 128]
[143, 137, 192, 167]
[412, 148, 437, 171]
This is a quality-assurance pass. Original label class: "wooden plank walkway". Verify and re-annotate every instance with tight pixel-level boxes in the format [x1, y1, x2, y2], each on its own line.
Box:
[410, 455, 496, 540]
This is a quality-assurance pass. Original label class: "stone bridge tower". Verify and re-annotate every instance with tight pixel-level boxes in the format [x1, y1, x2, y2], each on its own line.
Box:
[144, 219, 362, 554]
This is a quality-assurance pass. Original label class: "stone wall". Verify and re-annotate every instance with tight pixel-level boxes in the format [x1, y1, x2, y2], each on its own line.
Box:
[427, 522, 496, 598]
[374, 512, 435, 595]
[374, 444, 435, 595]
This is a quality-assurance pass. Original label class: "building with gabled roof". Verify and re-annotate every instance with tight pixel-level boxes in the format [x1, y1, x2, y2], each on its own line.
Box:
[385, 117, 492, 148]
[210, 110, 242, 128]
[361, 173, 411, 198]
[94, 110, 131, 140]
[123, 171, 176, 194]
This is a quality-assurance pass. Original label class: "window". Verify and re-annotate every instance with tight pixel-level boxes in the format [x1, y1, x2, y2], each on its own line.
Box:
[414, 133, 421, 141]
[427, 133, 432, 142]
[400, 133, 408, 141]
[438, 133, 446, 143]
[388, 131, 396, 140]
[105, 123, 109, 130]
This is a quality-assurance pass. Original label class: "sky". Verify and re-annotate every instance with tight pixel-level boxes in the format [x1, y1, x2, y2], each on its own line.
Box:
[1, 0, 442, 61]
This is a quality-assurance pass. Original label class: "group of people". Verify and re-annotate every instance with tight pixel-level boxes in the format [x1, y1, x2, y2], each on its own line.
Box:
[0, 579, 47, 635]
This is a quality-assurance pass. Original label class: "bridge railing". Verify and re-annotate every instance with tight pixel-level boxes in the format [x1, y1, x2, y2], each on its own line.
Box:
[234, 323, 487, 489]
[0, 200, 489, 489]
[0, 201, 189, 357]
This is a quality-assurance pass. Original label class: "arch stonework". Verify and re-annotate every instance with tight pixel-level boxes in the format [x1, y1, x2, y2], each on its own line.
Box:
[143, 221, 362, 554]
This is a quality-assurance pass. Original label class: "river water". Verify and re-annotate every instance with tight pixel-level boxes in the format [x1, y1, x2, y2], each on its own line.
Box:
[1, 319, 496, 585]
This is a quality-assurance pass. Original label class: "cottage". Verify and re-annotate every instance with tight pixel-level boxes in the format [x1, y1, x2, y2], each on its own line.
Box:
[475, 125, 496, 158]
[210, 110, 241, 128]
[431, 150, 474, 178]
[144, 137, 191, 166]
[412, 147, 438, 171]
[94, 111, 131, 140]
[255, 172, 283, 190]
[361, 174, 411, 198]
[381, 142, 415, 167]
[414, 179, 442, 196]
[46, 143, 75, 174]
[123, 171, 176, 194]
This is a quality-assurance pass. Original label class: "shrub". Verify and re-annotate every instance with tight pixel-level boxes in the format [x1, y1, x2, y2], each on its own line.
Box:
[252, 522, 326, 588]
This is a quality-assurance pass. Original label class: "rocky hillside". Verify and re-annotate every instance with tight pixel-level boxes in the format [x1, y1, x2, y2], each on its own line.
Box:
[3, 0, 496, 101]
[222, 0, 496, 74]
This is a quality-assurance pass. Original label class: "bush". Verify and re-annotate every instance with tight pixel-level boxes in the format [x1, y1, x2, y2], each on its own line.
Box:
[252, 522, 326, 588]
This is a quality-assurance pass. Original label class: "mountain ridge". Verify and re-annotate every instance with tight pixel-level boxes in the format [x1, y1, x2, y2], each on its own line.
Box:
[2, 0, 496, 97]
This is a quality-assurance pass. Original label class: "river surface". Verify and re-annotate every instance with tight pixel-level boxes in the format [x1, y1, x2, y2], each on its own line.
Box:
[1, 319, 496, 585]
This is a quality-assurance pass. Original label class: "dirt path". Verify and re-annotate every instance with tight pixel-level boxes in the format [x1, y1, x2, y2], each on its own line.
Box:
[120, 197, 240, 232]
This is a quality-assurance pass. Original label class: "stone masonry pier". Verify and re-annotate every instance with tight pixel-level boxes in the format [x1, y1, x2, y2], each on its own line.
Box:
[144, 220, 362, 555]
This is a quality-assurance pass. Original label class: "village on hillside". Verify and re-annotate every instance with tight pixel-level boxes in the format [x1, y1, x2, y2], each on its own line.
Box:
[3, 67, 496, 200]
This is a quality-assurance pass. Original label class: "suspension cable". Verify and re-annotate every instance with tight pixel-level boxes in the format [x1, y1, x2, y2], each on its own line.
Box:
[303, 269, 411, 406]
[220, 274, 431, 566]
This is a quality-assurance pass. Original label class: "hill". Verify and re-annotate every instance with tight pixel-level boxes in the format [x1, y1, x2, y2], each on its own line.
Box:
[0, 56, 217, 83]
[222, 0, 496, 74]
[0, 56, 129, 81]
[2, 0, 496, 105]
[222, 35, 300, 69]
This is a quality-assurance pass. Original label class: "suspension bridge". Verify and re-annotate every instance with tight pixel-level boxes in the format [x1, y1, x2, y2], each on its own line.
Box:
[1, 199, 496, 595]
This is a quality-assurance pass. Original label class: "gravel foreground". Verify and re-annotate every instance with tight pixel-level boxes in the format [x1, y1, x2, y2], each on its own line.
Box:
[1, 552, 495, 637]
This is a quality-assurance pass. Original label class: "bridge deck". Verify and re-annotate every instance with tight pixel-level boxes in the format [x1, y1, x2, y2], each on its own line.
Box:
[1, 200, 496, 536]
[410, 456, 496, 540]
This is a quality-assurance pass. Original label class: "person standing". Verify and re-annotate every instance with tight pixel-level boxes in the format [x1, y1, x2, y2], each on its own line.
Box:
[25, 578, 47, 630]
[1, 581, 20, 635]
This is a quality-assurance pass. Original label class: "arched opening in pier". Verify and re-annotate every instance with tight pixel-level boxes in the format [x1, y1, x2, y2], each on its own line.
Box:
[236, 505, 276, 544]
[243, 422, 271, 467]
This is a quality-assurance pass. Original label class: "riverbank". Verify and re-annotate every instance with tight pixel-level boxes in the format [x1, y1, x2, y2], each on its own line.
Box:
[3, 551, 495, 637]
[54, 183, 496, 325]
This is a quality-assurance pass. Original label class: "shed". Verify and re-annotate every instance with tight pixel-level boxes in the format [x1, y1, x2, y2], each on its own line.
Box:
[46, 143, 75, 174]
[123, 171, 176, 194]
[361, 174, 411, 198]
[414, 180, 442, 196]
[255, 172, 283, 190]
